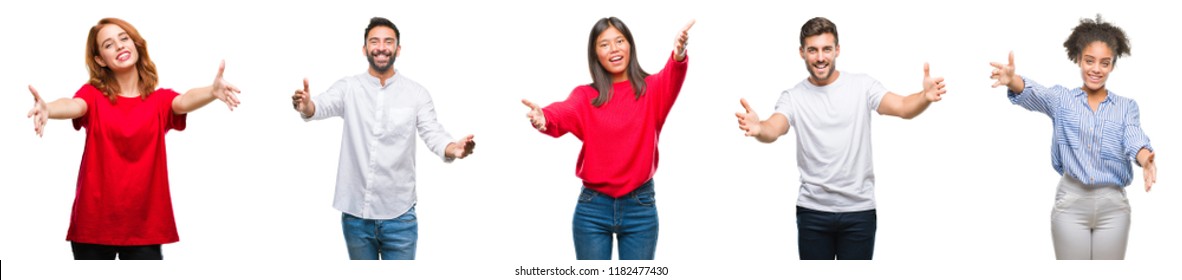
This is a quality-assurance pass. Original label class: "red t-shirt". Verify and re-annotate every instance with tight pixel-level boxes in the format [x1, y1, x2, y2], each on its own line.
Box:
[68, 84, 186, 245]
[538, 53, 688, 198]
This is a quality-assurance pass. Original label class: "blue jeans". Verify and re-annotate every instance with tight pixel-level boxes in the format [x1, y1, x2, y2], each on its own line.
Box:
[341, 207, 417, 260]
[796, 206, 876, 260]
[572, 179, 658, 260]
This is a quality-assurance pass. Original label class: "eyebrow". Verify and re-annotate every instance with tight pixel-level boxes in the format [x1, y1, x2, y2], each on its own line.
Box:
[100, 32, 129, 45]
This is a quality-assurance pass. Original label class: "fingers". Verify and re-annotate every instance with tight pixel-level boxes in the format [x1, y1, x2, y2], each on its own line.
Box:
[1008, 51, 1015, 66]
[923, 62, 931, 78]
[740, 98, 753, 113]
[521, 99, 540, 110]
[29, 85, 42, 102]
[217, 59, 226, 78]
[303, 78, 310, 94]
[681, 19, 696, 33]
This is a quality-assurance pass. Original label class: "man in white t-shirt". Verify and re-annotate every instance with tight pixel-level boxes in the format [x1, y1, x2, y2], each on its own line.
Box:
[735, 17, 947, 260]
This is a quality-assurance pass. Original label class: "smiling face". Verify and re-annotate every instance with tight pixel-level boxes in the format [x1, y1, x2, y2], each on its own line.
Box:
[92, 24, 139, 74]
[364, 26, 400, 74]
[799, 32, 839, 86]
[595, 25, 630, 83]
[1078, 41, 1114, 94]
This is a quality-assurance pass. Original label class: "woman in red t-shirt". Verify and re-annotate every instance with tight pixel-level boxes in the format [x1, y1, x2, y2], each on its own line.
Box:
[25, 18, 241, 260]
[520, 17, 693, 260]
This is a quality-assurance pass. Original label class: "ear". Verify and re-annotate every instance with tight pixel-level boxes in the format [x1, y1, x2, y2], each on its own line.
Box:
[833, 44, 841, 58]
[799, 46, 806, 59]
[94, 55, 107, 67]
[395, 44, 401, 58]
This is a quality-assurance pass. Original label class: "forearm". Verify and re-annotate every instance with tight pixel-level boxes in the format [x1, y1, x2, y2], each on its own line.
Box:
[173, 86, 219, 114]
[897, 92, 933, 119]
[1007, 75, 1025, 94]
[47, 98, 86, 119]
[754, 117, 788, 143]
[296, 100, 317, 119]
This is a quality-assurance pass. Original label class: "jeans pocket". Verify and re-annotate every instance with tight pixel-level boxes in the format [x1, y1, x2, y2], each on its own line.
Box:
[397, 208, 418, 222]
[577, 188, 595, 203]
[634, 190, 656, 207]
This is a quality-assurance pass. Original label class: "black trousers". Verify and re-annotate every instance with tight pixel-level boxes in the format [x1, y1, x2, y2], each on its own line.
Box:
[71, 242, 163, 260]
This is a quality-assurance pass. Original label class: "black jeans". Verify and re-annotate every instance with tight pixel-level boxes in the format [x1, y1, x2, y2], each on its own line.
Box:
[796, 206, 876, 260]
[71, 242, 163, 260]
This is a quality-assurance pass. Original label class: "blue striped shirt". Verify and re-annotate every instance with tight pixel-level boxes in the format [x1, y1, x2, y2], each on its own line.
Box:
[1009, 77, 1153, 187]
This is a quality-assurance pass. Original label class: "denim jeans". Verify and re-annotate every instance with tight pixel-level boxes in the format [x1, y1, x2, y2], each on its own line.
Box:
[796, 206, 876, 260]
[572, 179, 658, 260]
[71, 242, 163, 260]
[341, 207, 417, 260]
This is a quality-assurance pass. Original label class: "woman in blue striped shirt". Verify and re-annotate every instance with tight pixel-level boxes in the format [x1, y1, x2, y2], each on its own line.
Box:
[989, 15, 1157, 260]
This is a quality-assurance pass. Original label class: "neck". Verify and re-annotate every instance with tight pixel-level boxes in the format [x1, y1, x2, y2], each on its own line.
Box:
[611, 72, 628, 83]
[114, 68, 141, 97]
[369, 68, 396, 86]
[808, 70, 839, 86]
[1084, 85, 1108, 99]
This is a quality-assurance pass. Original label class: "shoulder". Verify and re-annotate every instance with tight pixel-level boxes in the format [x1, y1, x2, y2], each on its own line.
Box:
[151, 88, 180, 98]
[76, 83, 103, 97]
[844, 72, 879, 84]
[573, 84, 598, 96]
[1107, 91, 1139, 109]
[395, 73, 429, 93]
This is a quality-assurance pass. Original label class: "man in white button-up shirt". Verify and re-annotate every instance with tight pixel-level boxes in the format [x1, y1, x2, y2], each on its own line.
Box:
[290, 17, 475, 260]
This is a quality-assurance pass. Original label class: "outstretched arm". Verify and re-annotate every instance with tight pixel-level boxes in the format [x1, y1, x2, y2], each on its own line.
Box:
[877, 63, 946, 119]
[173, 60, 242, 114]
[26, 85, 87, 137]
[736, 98, 790, 143]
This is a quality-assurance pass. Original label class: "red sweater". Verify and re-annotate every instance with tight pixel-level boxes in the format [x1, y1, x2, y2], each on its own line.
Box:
[540, 53, 688, 198]
[69, 84, 186, 245]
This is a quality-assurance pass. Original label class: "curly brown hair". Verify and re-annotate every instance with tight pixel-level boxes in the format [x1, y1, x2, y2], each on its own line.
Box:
[1064, 14, 1130, 65]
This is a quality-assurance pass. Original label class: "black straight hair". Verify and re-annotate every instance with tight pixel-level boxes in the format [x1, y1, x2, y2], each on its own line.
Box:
[587, 17, 649, 107]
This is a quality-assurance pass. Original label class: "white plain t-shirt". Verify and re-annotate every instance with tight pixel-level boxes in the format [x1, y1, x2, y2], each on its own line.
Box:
[775, 71, 887, 213]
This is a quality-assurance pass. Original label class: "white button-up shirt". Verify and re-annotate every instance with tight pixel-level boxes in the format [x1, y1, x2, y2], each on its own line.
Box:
[308, 71, 454, 219]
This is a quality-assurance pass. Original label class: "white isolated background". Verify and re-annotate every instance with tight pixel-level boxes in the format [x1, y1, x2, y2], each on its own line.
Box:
[1, 0, 1177, 278]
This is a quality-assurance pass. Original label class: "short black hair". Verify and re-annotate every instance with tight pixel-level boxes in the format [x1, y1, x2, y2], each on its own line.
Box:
[365, 17, 400, 44]
[800, 17, 838, 47]
[1064, 14, 1129, 65]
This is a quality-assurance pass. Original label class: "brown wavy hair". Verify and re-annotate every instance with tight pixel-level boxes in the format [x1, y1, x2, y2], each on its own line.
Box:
[85, 18, 158, 103]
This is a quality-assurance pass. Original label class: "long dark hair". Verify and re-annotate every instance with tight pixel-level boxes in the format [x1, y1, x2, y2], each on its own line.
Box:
[587, 17, 649, 107]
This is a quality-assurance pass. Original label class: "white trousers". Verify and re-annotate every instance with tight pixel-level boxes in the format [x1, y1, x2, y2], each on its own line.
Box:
[1050, 175, 1131, 260]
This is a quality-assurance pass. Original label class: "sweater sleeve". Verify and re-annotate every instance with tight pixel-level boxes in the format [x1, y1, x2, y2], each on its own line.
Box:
[539, 87, 587, 139]
[652, 52, 688, 118]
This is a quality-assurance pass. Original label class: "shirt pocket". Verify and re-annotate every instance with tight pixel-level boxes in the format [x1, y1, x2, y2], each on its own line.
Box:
[1054, 110, 1082, 148]
[1100, 120, 1125, 161]
[381, 108, 416, 143]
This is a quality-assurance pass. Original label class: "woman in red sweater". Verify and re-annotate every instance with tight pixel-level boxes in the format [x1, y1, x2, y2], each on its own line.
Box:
[25, 18, 241, 260]
[521, 17, 693, 260]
